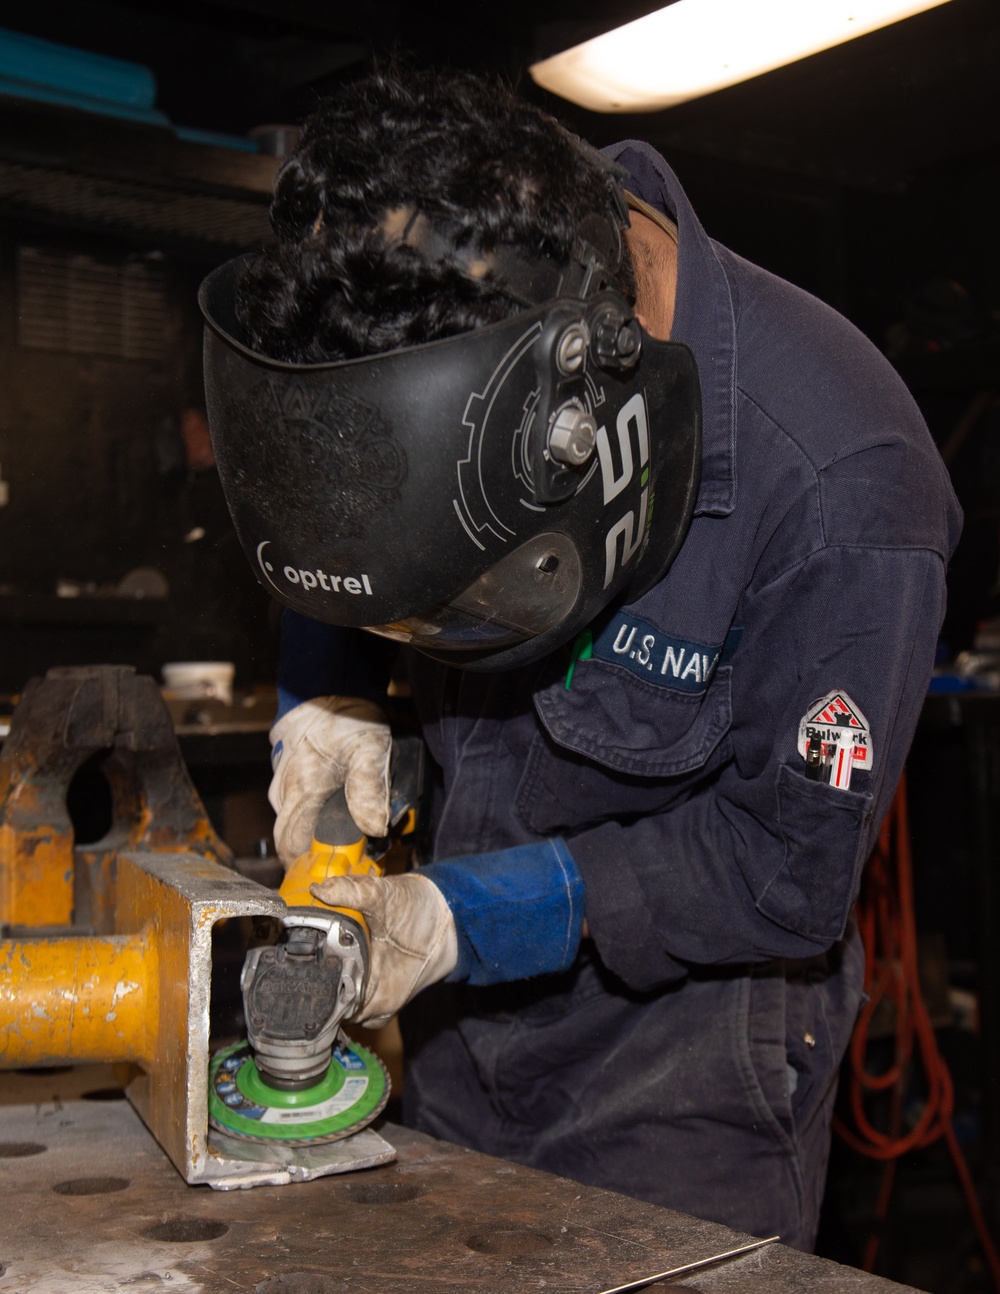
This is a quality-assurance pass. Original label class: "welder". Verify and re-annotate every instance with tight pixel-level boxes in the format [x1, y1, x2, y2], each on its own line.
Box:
[200, 67, 961, 1249]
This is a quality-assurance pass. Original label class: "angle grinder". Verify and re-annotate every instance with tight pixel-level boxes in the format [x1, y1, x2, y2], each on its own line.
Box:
[208, 787, 394, 1146]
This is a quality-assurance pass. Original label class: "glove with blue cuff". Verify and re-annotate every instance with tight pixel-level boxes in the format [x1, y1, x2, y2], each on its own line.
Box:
[269, 696, 391, 868]
[310, 839, 587, 1025]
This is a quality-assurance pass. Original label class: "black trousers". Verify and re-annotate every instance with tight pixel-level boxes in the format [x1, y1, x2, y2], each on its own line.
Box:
[400, 926, 864, 1252]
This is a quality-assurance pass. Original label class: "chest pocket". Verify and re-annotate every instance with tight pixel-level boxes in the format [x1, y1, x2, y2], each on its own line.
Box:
[516, 658, 734, 835]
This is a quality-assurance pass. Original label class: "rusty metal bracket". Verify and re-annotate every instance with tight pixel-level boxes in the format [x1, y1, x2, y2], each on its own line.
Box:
[0, 664, 233, 931]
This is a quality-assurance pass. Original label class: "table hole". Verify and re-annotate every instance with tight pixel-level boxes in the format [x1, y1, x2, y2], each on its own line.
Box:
[53, 1176, 130, 1196]
[466, 1226, 555, 1255]
[344, 1182, 424, 1205]
[142, 1219, 229, 1243]
[255, 1275, 350, 1294]
[0, 1142, 46, 1157]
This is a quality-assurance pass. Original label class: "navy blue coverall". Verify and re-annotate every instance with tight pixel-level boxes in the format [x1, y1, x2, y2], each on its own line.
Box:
[277, 141, 961, 1249]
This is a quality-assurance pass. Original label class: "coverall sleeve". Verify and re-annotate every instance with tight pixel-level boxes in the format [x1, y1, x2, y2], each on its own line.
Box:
[566, 543, 948, 990]
[276, 610, 396, 719]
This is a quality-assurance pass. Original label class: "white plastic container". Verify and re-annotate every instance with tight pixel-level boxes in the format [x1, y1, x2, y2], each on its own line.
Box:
[162, 661, 235, 706]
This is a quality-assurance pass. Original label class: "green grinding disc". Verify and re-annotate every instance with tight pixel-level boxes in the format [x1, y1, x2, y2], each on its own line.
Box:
[208, 1037, 390, 1145]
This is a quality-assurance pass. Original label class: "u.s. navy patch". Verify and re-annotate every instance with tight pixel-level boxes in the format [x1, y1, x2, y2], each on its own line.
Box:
[797, 690, 873, 789]
[592, 613, 742, 694]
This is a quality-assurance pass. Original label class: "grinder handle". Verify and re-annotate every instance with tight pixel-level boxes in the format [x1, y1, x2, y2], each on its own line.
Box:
[278, 787, 383, 930]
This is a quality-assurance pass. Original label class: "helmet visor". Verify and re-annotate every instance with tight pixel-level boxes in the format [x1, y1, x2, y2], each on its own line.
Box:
[368, 531, 583, 651]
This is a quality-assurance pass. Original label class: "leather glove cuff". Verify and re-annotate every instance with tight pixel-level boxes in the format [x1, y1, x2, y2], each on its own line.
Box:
[422, 839, 585, 987]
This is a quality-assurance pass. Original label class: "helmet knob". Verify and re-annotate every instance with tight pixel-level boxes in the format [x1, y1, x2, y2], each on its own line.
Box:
[548, 402, 598, 467]
[592, 312, 643, 371]
[555, 322, 589, 376]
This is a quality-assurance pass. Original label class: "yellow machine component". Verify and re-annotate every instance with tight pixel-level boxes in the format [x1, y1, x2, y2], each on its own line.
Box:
[0, 665, 231, 936]
[0, 806, 74, 929]
[0, 928, 157, 1068]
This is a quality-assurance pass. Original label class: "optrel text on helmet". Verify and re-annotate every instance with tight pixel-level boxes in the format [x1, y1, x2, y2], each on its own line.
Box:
[283, 568, 374, 595]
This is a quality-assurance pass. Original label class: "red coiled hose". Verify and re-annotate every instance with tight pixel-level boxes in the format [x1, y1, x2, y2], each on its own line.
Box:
[834, 773, 1000, 1287]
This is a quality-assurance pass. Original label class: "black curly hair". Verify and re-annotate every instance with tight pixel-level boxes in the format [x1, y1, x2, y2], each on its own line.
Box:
[236, 67, 636, 364]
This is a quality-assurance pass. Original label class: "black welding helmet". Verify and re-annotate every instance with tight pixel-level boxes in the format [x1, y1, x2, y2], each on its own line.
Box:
[199, 196, 701, 671]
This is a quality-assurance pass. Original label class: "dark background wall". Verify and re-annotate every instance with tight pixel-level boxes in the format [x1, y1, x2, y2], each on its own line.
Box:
[0, 96, 283, 695]
[0, 224, 278, 692]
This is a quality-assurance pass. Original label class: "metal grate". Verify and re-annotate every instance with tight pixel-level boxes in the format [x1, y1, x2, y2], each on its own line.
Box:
[17, 245, 167, 362]
[0, 157, 271, 248]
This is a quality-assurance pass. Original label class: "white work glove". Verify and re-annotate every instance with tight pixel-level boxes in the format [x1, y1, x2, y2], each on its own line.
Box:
[309, 872, 458, 1029]
[269, 696, 391, 868]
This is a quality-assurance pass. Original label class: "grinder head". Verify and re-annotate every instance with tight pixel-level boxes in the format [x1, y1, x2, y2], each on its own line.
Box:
[241, 908, 369, 1090]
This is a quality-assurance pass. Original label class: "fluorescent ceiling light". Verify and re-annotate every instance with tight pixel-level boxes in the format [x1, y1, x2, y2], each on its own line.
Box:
[530, 0, 953, 112]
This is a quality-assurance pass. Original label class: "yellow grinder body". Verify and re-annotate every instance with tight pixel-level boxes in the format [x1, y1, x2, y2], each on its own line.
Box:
[278, 789, 383, 923]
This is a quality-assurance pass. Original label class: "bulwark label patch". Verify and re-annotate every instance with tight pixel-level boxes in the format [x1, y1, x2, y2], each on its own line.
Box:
[797, 690, 874, 788]
[592, 614, 742, 694]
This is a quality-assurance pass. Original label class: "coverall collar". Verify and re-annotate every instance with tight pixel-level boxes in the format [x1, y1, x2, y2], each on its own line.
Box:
[605, 140, 737, 517]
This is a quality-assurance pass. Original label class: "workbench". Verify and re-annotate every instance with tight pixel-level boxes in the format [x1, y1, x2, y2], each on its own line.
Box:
[1, 1072, 921, 1294]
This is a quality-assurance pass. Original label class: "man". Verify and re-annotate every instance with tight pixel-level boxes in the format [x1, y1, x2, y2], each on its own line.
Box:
[200, 68, 960, 1250]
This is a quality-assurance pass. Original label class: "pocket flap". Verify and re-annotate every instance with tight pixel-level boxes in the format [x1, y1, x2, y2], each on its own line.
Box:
[757, 763, 873, 942]
[534, 659, 733, 778]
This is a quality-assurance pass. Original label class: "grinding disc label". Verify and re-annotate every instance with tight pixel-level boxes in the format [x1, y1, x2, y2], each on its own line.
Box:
[209, 1038, 389, 1144]
[257, 1074, 370, 1124]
